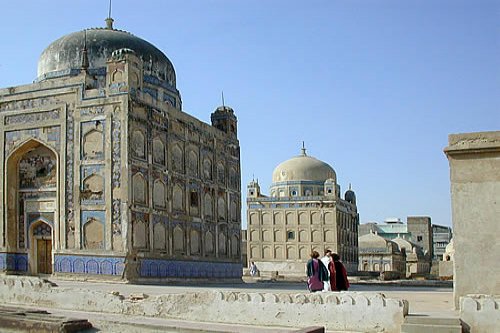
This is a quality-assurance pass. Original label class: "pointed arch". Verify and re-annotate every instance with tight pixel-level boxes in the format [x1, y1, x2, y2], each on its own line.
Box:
[203, 193, 213, 218]
[153, 179, 167, 209]
[132, 173, 147, 204]
[187, 149, 198, 176]
[6, 139, 58, 254]
[172, 144, 183, 172]
[173, 225, 184, 252]
[190, 229, 200, 255]
[203, 158, 212, 180]
[172, 184, 184, 211]
[83, 127, 104, 160]
[152, 137, 165, 165]
[205, 230, 214, 254]
[131, 130, 146, 159]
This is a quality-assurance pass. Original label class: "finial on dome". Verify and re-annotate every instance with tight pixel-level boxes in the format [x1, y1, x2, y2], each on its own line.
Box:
[105, 0, 114, 29]
[349, 183, 352, 190]
[221, 90, 225, 108]
[301, 141, 307, 156]
[81, 30, 89, 70]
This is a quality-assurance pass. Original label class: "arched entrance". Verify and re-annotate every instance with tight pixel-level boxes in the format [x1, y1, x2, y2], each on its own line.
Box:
[5, 139, 58, 275]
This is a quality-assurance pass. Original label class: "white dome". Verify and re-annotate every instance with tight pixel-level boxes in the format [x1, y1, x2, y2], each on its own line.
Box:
[272, 150, 336, 183]
[359, 233, 390, 249]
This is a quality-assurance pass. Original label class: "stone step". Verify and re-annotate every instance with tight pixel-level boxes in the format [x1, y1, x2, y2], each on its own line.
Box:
[404, 316, 461, 326]
[0, 306, 92, 333]
[401, 317, 462, 333]
[401, 323, 462, 333]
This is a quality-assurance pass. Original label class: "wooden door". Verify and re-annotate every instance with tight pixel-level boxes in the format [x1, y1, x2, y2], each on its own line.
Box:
[37, 239, 52, 274]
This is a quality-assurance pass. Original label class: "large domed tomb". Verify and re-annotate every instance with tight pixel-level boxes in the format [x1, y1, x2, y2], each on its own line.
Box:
[0, 18, 242, 281]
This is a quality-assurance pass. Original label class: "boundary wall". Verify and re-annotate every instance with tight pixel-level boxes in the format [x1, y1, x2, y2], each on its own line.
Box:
[0, 276, 408, 333]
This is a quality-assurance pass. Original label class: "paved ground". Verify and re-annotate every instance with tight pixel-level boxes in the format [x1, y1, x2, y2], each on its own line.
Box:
[7, 278, 457, 332]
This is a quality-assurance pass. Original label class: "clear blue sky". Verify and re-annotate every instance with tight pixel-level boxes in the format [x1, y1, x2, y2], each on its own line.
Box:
[1, 1, 498, 228]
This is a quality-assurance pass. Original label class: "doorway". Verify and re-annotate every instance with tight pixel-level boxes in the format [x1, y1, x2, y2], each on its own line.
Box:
[36, 238, 52, 274]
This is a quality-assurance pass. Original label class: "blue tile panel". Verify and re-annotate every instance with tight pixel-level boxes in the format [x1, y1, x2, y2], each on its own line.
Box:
[140, 259, 242, 279]
[0, 253, 28, 272]
[54, 255, 125, 276]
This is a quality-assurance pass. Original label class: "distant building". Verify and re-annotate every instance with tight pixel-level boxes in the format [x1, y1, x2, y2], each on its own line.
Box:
[246, 147, 359, 278]
[432, 224, 453, 261]
[358, 232, 405, 276]
[359, 216, 450, 276]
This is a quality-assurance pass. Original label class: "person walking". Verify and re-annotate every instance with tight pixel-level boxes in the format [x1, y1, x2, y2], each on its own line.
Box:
[331, 253, 350, 291]
[249, 261, 258, 277]
[320, 249, 334, 291]
[306, 250, 329, 292]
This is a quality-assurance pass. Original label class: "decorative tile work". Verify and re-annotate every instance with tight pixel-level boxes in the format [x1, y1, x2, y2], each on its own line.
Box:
[33, 223, 52, 237]
[66, 112, 75, 246]
[4, 110, 60, 125]
[112, 199, 122, 236]
[5, 127, 61, 156]
[111, 115, 121, 188]
[0, 97, 52, 112]
[152, 214, 168, 225]
[139, 259, 242, 279]
[144, 74, 177, 93]
[0, 253, 28, 272]
[54, 255, 125, 276]
[143, 87, 158, 100]
[80, 107, 104, 117]
[163, 94, 176, 107]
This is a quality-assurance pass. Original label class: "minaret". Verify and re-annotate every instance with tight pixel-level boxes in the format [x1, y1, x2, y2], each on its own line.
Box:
[81, 30, 89, 71]
[247, 177, 261, 198]
[211, 91, 238, 138]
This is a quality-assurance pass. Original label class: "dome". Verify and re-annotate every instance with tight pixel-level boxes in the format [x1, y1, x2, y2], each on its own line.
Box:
[359, 233, 390, 249]
[37, 26, 176, 85]
[392, 237, 413, 252]
[215, 105, 234, 113]
[272, 148, 336, 183]
[345, 188, 356, 204]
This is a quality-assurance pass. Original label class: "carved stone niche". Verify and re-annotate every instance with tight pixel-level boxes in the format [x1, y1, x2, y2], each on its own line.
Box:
[152, 137, 166, 165]
[82, 121, 105, 160]
[81, 174, 104, 203]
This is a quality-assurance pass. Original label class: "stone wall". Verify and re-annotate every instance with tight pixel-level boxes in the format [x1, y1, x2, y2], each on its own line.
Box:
[444, 131, 500, 308]
[0, 276, 408, 333]
[460, 295, 500, 333]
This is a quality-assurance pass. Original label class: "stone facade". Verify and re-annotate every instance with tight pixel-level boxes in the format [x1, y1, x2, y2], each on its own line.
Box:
[246, 148, 359, 277]
[444, 131, 500, 308]
[0, 20, 241, 280]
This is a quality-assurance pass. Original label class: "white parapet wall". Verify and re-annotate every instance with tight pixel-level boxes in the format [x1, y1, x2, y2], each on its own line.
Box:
[0, 276, 408, 332]
[460, 295, 500, 333]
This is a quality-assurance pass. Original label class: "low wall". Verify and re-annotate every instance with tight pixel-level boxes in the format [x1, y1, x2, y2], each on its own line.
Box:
[0, 275, 408, 333]
[460, 295, 500, 333]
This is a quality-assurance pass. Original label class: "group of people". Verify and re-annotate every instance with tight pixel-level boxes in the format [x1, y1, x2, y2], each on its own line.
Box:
[306, 250, 349, 292]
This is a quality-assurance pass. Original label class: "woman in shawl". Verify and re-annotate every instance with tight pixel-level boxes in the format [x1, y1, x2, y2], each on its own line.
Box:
[306, 250, 329, 292]
[331, 253, 350, 291]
